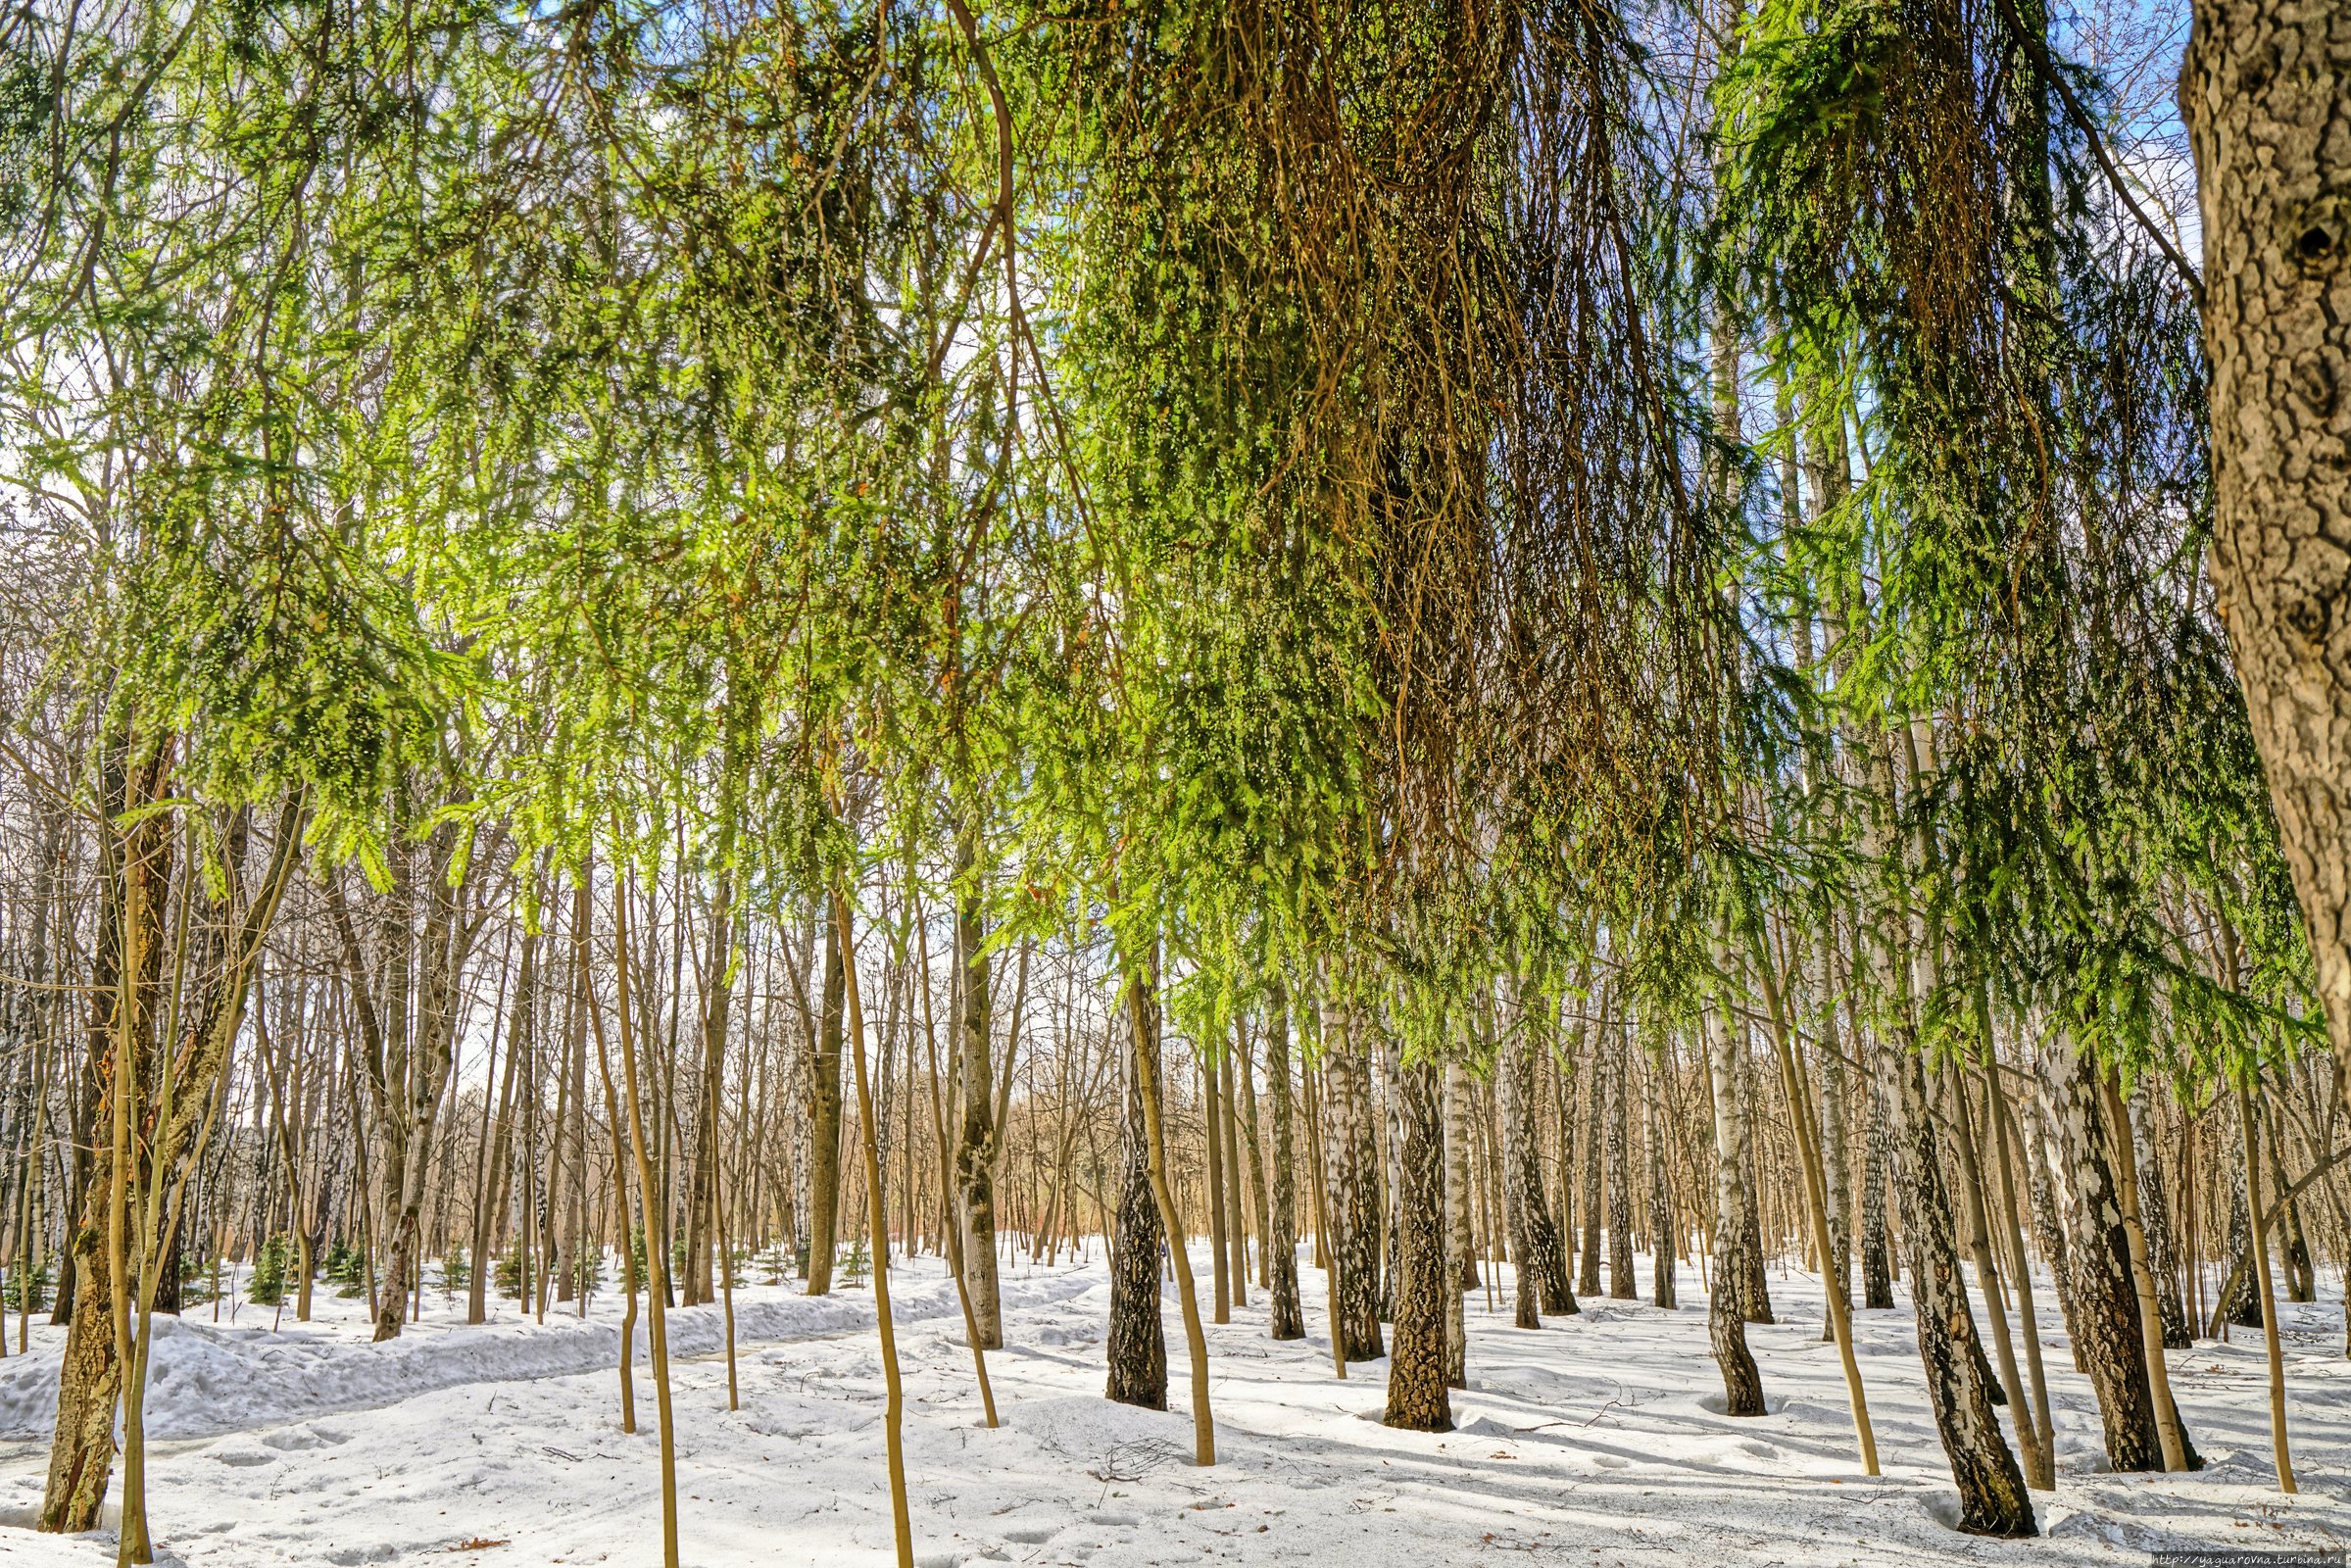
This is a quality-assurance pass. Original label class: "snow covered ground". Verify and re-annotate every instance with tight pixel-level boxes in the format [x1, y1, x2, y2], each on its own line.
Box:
[0, 1247, 2340, 1566]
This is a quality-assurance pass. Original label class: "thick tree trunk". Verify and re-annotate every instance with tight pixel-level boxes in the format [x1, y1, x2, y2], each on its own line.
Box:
[1383, 1058, 1452, 1433]
[2040, 1039, 2195, 1472]
[1105, 970, 1167, 1410]
[2181, 1, 2351, 1103]
[1264, 990, 1304, 1341]
[1321, 998, 1385, 1361]
[1884, 1047, 2035, 1538]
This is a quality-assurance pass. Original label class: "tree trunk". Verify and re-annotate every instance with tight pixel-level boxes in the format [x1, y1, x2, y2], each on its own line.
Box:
[1498, 977, 1575, 1322]
[1383, 1058, 1452, 1433]
[1105, 969, 1167, 1411]
[1222, 1047, 1249, 1306]
[1728, 1030, 1774, 1324]
[2180, 0, 2351, 1106]
[1321, 997, 1385, 1361]
[1577, 1007, 1603, 1298]
[1441, 1061, 1472, 1387]
[1264, 989, 1304, 1341]
[1606, 1027, 1635, 1300]
[952, 830, 1002, 1348]
[1884, 1047, 2035, 1538]
[2040, 1038, 2192, 1472]
[1701, 997, 1765, 1418]
[806, 919, 846, 1297]
[1860, 1072, 1895, 1309]
[1204, 1044, 1230, 1325]
[2125, 1079, 2192, 1348]
[2235, 1074, 2299, 1494]
[1646, 1081, 1678, 1310]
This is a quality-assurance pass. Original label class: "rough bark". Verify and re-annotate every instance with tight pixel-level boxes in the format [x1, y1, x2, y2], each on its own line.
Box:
[1383, 1058, 1452, 1433]
[1264, 989, 1304, 1341]
[1105, 969, 1167, 1410]
[2125, 1080, 2193, 1348]
[805, 918, 846, 1297]
[1646, 1081, 1678, 1310]
[1497, 978, 1575, 1320]
[1860, 1074, 1895, 1309]
[682, 865, 735, 1309]
[1322, 998, 1385, 1362]
[1577, 1011, 1604, 1298]
[1701, 999, 1765, 1417]
[1605, 1028, 1635, 1299]
[1728, 1027, 1774, 1325]
[953, 833, 1003, 1349]
[1815, 939, 1853, 1335]
[2040, 1039, 2196, 1472]
[2180, 0, 2351, 1104]
[1441, 1062, 1472, 1386]
[1884, 1047, 2035, 1538]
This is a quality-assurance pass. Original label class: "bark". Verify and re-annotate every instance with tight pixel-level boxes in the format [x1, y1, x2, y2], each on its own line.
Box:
[1205, 1044, 1231, 1325]
[952, 830, 1002, 1348]
[1646, 1083, 1678, 1310]
[1105, 969, 1167, 1410]
[806, 919, 846, 1297]
[2125, 1080, 2193, 1348]
[1884, 1047, 2035, 1538]
[1728, 1027, 1774, 1325]
[1222, 1048, 1249, 1306]
[1497, 977, 1575, 1321]
[1860, 1074, 1895, 1309]
[2040, 1039, 2195, 1472]
[1380, 1038, 1402, 1321]
[1383, 1058, 1452, 1433]
[1701, 998, 1765, 1418]
[2214, 1133, 2264, 1332]
[1576, 1010, 1603, 1298]
[2235, 1075, 2299, 1493]
[682, 863, 734, 1310]
[44, 789, 299, 1535]
[2180, 0, 2351, 1104]
[2259, 1097, 2316, 1302]
[1605, 1027, 1635, 1299]
[1441, 1061, 1472, 1387]
[1815, 939, 1854, 1334]
[1237, 1022, 1271, 1292]
[1321, 997, 1385, 1361]
[1264, 989, 1304, 1341]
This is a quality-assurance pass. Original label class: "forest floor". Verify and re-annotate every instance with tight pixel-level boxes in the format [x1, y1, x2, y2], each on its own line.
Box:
[0, 1247, 2338, 1566]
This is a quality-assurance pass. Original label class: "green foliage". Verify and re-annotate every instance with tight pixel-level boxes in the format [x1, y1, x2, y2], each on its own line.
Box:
[323, 1241, 366, 1299]
[247, 1236, 293, 1306]
[2, 1261, 49, 1314]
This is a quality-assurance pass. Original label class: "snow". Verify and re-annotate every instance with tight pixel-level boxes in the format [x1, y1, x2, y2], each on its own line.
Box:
[0, 1249, 2340, 1566]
